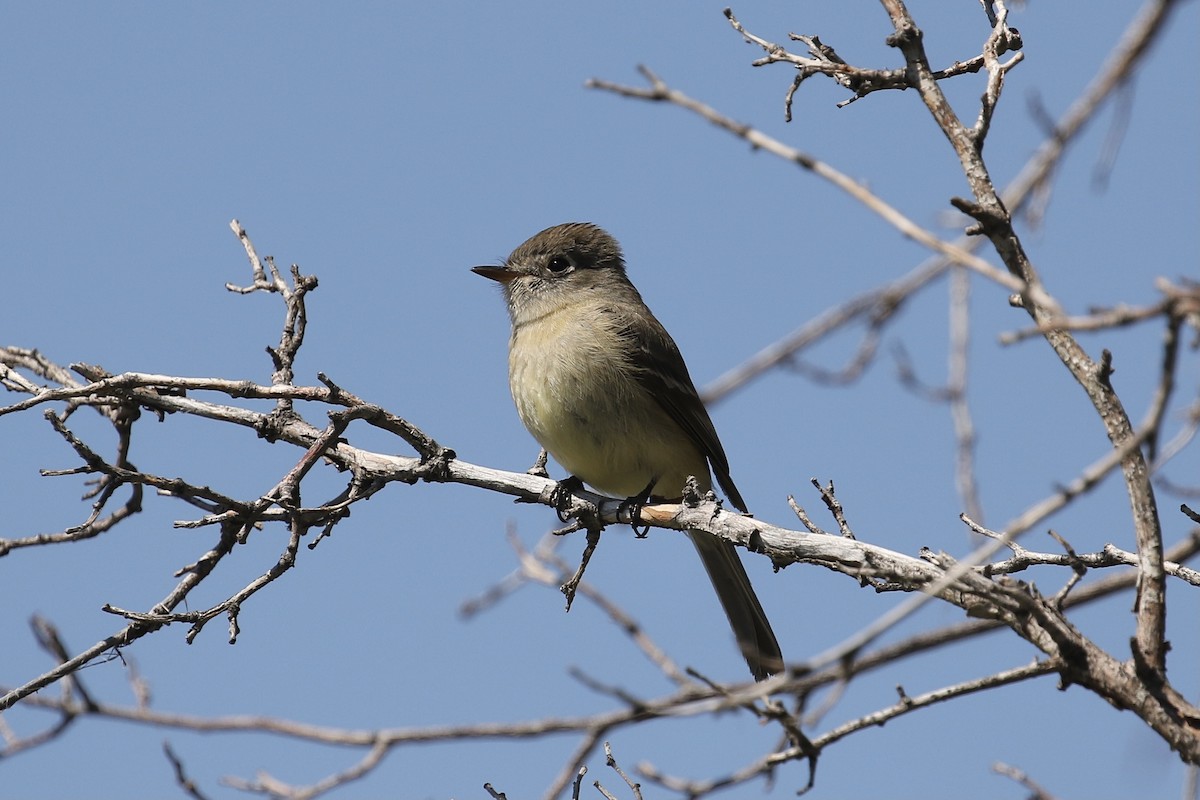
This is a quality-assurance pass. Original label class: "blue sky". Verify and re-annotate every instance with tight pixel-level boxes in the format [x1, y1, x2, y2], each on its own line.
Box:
[2, 2, 1198, 798]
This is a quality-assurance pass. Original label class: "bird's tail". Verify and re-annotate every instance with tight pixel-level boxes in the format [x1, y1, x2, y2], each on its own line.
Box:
[689, 529, 783, 681]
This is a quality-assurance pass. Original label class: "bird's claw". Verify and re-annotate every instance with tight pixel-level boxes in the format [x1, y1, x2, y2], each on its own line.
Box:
[552, 475, 584, 523]
[619, 478, 657, 538]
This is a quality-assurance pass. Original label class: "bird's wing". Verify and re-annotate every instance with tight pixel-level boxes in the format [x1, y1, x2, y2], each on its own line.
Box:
[615, 308, 748, 513]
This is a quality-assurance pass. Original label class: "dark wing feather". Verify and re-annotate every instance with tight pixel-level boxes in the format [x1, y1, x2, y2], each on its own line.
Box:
[615, 308, 748, 513]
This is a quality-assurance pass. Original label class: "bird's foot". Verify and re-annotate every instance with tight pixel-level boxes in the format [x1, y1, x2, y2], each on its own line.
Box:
[618, 478, 657, 538]
[551, 475, 584, 523]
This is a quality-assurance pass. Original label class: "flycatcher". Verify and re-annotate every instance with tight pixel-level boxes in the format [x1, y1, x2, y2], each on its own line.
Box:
[473, 222, 782, 681]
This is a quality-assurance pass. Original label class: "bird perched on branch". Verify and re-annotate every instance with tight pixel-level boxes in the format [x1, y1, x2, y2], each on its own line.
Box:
[473, 222, 782, 680]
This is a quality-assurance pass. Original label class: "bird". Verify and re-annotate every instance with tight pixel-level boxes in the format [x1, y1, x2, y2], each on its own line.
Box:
[472, 222, 782, 680]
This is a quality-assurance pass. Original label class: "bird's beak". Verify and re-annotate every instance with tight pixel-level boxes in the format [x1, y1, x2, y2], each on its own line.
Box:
[471, 265, 518, 284]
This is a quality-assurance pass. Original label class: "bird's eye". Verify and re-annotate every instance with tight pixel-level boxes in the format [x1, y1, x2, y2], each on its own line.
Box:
[547, 255, 573, 274]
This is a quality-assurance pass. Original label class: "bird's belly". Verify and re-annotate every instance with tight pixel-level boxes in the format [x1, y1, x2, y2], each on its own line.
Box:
[508, 327, 706, 499]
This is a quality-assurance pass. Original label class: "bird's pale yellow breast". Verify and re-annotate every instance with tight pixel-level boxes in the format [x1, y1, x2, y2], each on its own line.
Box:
[507, 298, 709, 499]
